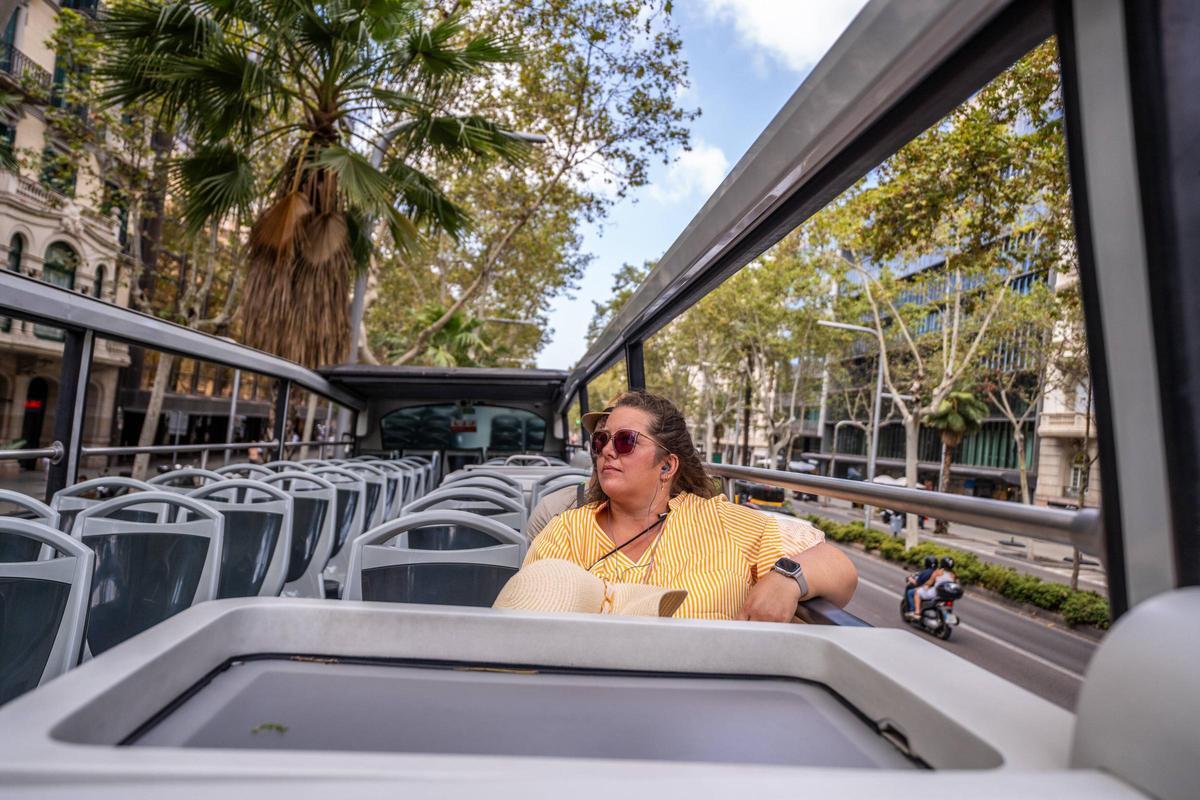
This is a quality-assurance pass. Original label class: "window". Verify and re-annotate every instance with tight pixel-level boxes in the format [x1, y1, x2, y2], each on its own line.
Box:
[380, 404, 547, 453]
[35, 242, 79, 340]
[1068, 462, 1085, 493]
[0, 234, 20, 333]
[92, 263, 104, 299]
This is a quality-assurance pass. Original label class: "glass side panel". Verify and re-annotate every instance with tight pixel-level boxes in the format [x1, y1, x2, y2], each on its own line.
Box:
[360, 563, 517, 607]
[85, 533, 208, 656]
[285, 497, 328, 583]
[379, 404, 547, 453]
[0, 576, 69, 705]
[215, 510, 282, 599]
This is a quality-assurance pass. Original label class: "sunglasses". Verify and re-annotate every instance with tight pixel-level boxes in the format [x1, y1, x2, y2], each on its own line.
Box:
[590, 428, 664, 457]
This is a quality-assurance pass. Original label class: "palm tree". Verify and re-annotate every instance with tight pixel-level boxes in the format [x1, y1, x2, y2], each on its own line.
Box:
[924, 389, 989, 534]
[99, 0, 528, 367]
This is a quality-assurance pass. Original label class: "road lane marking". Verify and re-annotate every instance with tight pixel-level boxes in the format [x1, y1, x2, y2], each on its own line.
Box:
[854, 573, 1086, 682]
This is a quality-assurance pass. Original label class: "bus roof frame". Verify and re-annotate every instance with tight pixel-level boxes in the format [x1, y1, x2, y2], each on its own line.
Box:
[0, 269, 363, 411]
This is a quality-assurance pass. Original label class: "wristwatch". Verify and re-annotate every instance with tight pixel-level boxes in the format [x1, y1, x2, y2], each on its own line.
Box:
[772, 557, 810, 600]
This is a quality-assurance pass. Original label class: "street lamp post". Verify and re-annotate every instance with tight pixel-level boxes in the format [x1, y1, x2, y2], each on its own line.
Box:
[818, 320, 884, 529]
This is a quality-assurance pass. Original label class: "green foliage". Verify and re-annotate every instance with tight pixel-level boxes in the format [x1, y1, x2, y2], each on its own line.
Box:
[99, 0, 530, 366]
[1061, 591, 1110, 628]
[805, 513, 1110, 628]
[924, 391, 990, 447]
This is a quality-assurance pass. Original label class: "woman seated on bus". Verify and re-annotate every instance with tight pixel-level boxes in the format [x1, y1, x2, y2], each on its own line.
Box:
[522, 391, 857, 621]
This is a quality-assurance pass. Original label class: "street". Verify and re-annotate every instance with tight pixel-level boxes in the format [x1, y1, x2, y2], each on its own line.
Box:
[835, 544, 1100, 710]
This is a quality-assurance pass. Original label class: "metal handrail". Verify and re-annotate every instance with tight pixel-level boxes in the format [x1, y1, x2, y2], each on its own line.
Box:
[81, 441, 280, 457]
[707, 462, 1104, 556]
[0, 442, 64, 464]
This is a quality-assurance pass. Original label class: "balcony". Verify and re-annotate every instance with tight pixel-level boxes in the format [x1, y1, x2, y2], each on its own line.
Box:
[1038, 411, 1095, 438]
[0, 42, 52, 99]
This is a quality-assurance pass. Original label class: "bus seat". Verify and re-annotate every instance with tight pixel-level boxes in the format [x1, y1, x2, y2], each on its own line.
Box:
[187, 480, 294, 598]
[0, 519, 92, 704]
[51, 477, 156, 536]
[403, 486, 527, 535]
[0, 490, 60, 562]
[259, 472, 336, 599]
[307, 467, 367, 597]
[148, 468, 226, 494]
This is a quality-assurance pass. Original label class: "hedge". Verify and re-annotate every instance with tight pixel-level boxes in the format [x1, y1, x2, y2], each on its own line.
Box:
[806, 514, 1110, 629]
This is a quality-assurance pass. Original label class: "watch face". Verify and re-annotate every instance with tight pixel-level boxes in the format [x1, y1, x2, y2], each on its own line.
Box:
[775, 557, 800, 574]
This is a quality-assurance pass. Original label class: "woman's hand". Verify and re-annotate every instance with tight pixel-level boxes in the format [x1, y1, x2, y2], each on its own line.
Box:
[739, 572, 802, 622]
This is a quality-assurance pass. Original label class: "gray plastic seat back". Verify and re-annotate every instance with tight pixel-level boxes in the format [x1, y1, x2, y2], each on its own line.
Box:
[148, 468, 226, 493]
[0, 519, 93, 704]
[259, 471, 336, 598]
[396, 457, 432, 496]
[340, 463, 387, 532]
[369, 462, 406, 520]
[307, 467, 367, 594]
[1071, 587, 1200, 800]
[531, 469, 592, 507]
[502, 454, 554, 466]
[0, 491, 60, 562]
[403, 486, 526, 533]
[215, 462, 272, 479]
[441, 476, 524, 503]
[262, 460, 308, 473]
[442, 469, 522, 490]
[187, 480, 293, 598]
[343, 510, 524, 605]
[74, 491, 223, 659]
[51, 477, 157, 535]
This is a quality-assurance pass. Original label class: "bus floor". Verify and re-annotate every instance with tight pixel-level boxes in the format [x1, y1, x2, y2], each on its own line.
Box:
[834, 544, 1099, 711]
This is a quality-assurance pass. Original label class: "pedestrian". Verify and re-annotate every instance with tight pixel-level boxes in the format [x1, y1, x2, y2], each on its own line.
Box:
[890, 508, 904, 537]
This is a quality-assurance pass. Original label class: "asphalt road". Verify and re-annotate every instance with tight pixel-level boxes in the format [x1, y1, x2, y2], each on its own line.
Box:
[836, 544, 1100, 710]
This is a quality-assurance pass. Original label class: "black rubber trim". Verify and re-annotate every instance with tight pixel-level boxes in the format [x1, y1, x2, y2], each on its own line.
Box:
[1122, 0, 1200, 587]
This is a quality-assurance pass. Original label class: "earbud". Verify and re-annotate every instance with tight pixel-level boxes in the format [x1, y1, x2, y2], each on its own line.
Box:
[661, 465, 669, 473]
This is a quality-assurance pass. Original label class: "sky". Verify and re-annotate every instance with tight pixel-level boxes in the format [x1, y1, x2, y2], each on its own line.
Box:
[535, 0, 870, 369]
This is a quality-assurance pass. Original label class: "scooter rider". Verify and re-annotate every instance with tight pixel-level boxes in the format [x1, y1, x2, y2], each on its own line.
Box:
[910, 556, 957, 620]
[904, 556, 938, 614]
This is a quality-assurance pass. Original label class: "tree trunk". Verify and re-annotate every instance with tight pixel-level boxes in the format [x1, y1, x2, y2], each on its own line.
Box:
[1014, 429, 1030, 504]
[300, 392, 318, 460]
[904, 416, 921, 548]
[740, 362, 752, 467]
[934, 438, 954, 535]
[703, 413, 715, 462]
[132, 352, 175, 480]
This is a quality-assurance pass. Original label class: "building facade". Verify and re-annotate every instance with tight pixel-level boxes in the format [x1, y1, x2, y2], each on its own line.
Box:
[0, 0, 128, 486]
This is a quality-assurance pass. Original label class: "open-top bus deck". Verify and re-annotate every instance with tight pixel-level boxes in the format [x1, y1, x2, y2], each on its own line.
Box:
[0, 0, 1197, 797]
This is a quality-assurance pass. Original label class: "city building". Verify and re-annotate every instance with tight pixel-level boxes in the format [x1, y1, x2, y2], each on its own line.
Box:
[0, 0, 127, 484]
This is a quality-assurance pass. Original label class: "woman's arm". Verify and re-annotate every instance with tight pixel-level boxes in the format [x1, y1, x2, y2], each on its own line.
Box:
[790, 541, 858, 608]
[740, 543, 859, 621]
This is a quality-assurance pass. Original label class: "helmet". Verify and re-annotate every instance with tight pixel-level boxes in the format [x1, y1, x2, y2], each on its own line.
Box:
[939, 556, 955, 570]
[923, 556, 937, 569]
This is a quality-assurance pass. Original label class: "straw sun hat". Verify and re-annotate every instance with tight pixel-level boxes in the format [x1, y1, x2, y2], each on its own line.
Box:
[493, 559, 687, 618]
[581, 394, 623, 436]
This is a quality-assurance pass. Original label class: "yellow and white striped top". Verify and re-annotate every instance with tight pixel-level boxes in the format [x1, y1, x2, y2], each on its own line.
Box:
[524, 492, 821, 620]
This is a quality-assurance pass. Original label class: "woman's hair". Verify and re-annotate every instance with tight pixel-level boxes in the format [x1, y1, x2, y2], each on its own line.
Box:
[585, 390, 716, 504]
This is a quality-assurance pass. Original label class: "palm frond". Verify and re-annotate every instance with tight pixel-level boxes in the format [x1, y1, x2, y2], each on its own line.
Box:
[173, 144, 257, 233]
[313, 145, 393, 214]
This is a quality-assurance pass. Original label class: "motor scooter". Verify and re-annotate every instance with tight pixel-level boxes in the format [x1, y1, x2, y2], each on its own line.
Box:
[900, 579, 964, 640]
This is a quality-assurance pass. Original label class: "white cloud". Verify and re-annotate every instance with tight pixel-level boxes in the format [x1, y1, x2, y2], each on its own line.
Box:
[696, 0, 869, 74]
[648, 140, 730, 204]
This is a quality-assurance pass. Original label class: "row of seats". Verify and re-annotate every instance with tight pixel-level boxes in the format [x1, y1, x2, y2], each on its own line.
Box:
[0, 458, 587, 707]
[0, 455, 439, 705]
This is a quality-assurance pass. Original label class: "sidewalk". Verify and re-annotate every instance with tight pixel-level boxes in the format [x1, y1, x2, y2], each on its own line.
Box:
[793, 497, 1108, 594]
